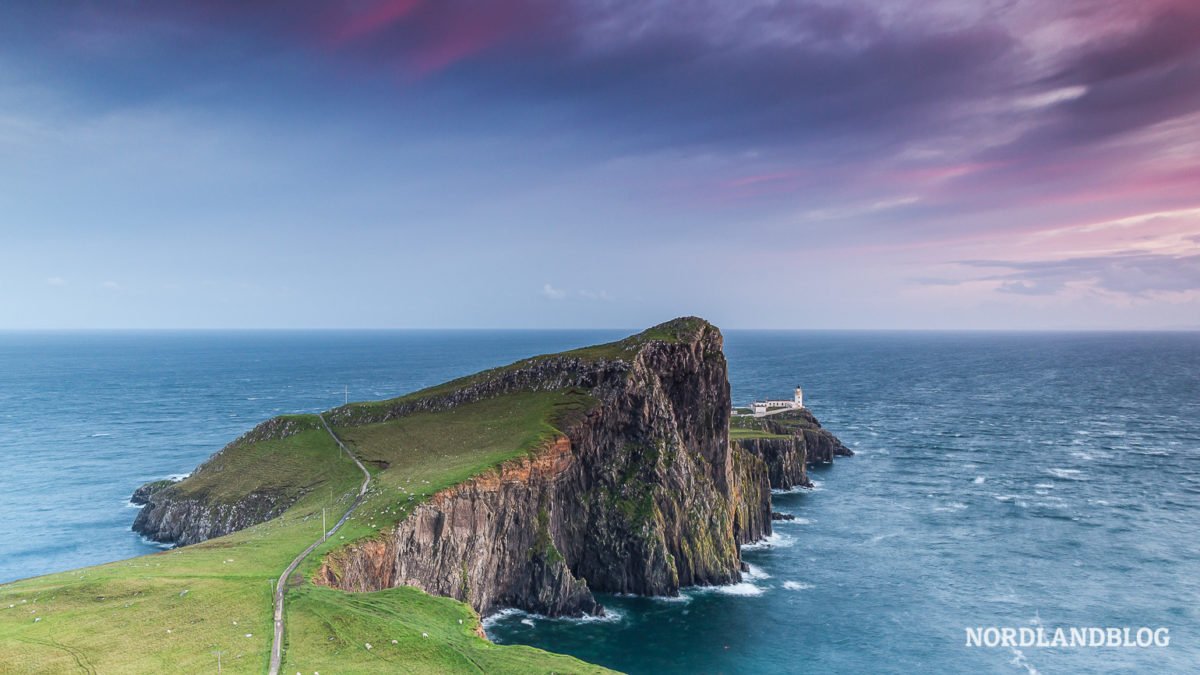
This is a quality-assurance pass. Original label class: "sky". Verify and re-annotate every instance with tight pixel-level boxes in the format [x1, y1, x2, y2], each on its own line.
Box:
[1, 0, 1198, 330]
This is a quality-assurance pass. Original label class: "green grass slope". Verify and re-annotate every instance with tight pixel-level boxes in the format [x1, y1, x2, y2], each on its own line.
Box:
[0, 320, 713, 673]
[729, 414, 792, 440]
[0, 396, 609, 673]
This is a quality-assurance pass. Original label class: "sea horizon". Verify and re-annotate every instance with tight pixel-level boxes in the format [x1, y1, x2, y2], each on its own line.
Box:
[2, 328, 1196, 672]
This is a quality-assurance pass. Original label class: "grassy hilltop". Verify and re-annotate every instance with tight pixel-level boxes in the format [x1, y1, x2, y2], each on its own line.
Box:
[0, 319, 717, 673]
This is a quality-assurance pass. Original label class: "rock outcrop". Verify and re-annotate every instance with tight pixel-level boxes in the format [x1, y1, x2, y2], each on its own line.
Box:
[734, 408, 854, 491]
[737, 436, 812, 490]
[132, 488, 290, 546]
[129, 479, 177, 506]
[129, 316, 854, 621]
[131, 415, 322, 545]
[318, 318, 771, 616]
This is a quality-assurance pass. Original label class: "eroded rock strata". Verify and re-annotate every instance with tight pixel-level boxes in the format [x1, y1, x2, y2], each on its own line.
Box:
[319, 319, 764, 616]
[317, 320, 850, 617]
[735, 408, 854, 490]
[131, 317, 853, 620]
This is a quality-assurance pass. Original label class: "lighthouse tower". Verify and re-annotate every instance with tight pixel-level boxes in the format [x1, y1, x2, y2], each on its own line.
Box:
[794, 385, 804, 408]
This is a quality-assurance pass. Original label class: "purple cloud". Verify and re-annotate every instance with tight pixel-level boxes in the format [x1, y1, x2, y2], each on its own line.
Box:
[963, 252, 1200, 296]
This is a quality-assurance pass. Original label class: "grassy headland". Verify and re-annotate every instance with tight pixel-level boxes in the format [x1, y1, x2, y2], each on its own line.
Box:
[0, 391, 609, 673]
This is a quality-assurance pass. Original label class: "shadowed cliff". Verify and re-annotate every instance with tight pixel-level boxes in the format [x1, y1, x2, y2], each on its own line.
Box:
[132, 317, 851, 620]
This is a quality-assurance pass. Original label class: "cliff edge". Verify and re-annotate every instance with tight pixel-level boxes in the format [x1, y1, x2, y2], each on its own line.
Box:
[130, 317, 851, 621]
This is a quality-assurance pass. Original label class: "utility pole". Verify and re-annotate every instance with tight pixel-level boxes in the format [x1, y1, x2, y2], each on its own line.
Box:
[344, 385, 348, 406]
[213, 650, 224, 673]
[322, 507, 327, 542]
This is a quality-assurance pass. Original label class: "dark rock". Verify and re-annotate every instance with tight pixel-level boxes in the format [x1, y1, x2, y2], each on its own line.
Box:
[131, 317, 854, 620]
[129, 415, 326, 545]
[129, 479, 176, 506]
[772, 511, 796, 521]
[741, 408, 853, 470]
[133, 488, 288, 546]
[318, 318, 773, 617]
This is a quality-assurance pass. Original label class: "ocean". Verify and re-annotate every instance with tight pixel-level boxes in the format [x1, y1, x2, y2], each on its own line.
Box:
[1, 330, 1197, 673]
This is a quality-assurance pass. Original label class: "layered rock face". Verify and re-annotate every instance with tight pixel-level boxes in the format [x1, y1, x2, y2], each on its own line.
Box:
[736, 408, 854, 491]
[319, 318, 772, 616]
[737, 436, 811, 490]
[129, 317, 854, 620]
[132, 490, 288, 545]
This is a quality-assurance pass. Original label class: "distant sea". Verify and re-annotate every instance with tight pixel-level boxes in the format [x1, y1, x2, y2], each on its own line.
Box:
[1, 330, 1197, 673]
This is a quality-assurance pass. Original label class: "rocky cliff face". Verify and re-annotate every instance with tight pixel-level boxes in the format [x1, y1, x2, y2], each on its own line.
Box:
[736, 408, 854, 490]
[132, 489, 289, 546]
[318, 318, 772, 616]
[131, 416, 319, 545]
[737, 436, 811, 490]
[129, 317, 854, 621]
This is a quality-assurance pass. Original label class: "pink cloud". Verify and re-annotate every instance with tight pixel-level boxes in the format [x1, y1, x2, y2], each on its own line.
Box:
[410, 18, 502, 76]
[725, 170, 808, 189]
[332, 0, 423, 44]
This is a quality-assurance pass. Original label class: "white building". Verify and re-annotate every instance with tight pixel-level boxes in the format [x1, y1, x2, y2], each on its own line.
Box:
[750, 386, 804, 416]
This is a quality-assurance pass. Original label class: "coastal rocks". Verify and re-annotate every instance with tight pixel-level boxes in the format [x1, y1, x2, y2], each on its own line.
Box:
[320, 438, 598, 616]
[737, 436, 812, 490]
[772, 512, 796, 521]
[132, 488, 287, 546]
[318, 318, 771, 617]
[739, 408, 853, 478]
[731, 445, 772, 545]
[129, 415, 324, 545]
[128, 316, 854, 622]
[130, 479, 177, 506]
[800, 426, 854, 464]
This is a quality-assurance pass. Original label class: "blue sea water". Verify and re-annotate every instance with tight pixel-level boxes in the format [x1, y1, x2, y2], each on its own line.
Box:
[1, 330, 1198, 673]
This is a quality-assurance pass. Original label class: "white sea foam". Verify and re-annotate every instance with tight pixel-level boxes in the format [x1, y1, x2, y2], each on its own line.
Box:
[1034, 483, 1054, 490]
[782, 581, 812, 591]
[1047, 468, 1086, 481]
[89, 432, 111, 438]
[743, 563, 771, 581]
[771, 485, 810, 495]
[973, 476, 986, 484]
[166, 473, 191, 482]
[772, 516, 812, 525]
[482, 606, 624, 632]
[741, 532, 795, 551]
[481, 608, 523, 630]
[714, 582, 765, 597]
[1009, 647, 1041, 675]
[933, 502, 968, 512]
[643, 593, 692, 604]
[137, 535, 174, 551]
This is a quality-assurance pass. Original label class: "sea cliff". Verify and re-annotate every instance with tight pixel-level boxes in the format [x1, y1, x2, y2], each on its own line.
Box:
[130, 317, 851, 620]
[732, 407, 854, 490]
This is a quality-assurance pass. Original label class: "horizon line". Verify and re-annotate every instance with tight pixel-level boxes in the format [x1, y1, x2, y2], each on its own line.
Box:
[2, 326, 1198, 333]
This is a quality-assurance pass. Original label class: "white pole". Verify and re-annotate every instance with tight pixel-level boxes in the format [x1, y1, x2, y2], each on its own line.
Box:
[344, 385, 348, 406]
[323, 508, 327, 542]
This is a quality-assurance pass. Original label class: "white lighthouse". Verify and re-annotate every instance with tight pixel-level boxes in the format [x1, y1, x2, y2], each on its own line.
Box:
[749, 384, 806, 416]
